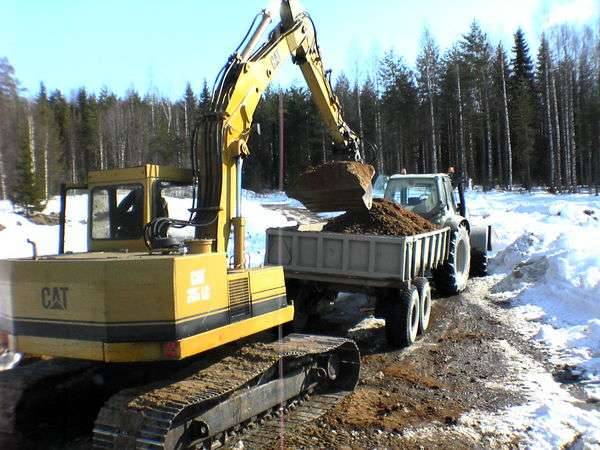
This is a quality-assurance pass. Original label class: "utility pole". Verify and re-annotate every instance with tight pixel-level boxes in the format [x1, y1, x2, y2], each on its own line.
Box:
[278, 90, 284, 192]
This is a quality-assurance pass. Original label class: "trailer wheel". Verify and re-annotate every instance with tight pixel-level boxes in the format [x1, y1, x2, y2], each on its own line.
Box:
[385, 286, 419, 347]
[413, 277, 431, 334]
[432, 226, 471, 295]
[470, 249, 488, 277]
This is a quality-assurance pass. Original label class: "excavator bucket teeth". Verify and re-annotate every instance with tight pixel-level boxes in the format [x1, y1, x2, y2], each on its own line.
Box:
[287, 161, 375, 212]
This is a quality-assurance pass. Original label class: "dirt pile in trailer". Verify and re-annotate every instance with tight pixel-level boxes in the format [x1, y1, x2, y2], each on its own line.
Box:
[287, 161, 375, 212]
[323, 198, 438, 236]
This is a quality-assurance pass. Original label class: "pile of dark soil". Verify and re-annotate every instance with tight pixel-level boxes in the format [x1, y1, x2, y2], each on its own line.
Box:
[323, 198, 438, 236]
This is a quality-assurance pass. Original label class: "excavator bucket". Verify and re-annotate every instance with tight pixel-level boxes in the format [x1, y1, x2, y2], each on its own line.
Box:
[287, 161, 375, 212]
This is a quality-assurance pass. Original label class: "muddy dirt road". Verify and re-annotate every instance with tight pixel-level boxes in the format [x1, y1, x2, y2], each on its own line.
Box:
[243, 275, 595, 449]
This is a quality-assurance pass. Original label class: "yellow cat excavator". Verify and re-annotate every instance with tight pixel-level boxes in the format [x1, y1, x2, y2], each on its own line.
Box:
[0, 1, 370, 449]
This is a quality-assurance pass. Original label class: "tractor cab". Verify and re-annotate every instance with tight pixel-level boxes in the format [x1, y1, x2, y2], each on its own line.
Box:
[60, 165, 193, 253]
[383, 174, 465, 226]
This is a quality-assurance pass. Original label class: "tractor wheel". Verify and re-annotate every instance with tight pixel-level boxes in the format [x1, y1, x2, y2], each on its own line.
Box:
[413, 277, 431, 334]
[432, 226, 471, 295]
[385, 286, 420, 348]
[470, 249, 488, 277]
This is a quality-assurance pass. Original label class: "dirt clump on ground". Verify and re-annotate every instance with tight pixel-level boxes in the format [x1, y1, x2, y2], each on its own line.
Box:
[323, 198, 438, 236]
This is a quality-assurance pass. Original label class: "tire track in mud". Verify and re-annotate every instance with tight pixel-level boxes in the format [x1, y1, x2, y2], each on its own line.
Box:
[274, 277, 546, 449]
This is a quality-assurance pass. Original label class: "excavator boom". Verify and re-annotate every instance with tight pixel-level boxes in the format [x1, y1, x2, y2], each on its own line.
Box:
[189, 0, 373, 265]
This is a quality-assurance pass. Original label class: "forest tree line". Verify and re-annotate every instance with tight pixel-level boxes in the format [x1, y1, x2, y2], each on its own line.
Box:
[0, 21, 599, 211]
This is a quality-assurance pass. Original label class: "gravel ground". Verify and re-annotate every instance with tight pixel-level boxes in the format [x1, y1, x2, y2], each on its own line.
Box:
[266, 276, 581, 449]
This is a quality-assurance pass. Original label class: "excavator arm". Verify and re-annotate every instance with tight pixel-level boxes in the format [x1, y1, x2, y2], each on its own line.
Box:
[185, 1, 372, 268]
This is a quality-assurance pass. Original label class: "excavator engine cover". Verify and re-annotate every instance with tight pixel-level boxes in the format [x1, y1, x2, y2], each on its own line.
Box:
[287, 161, 375, 212]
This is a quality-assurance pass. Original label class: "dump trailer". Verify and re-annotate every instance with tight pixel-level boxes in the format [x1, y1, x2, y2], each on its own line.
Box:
[266, 224, 454, 347]
[267, 172, 492, 347]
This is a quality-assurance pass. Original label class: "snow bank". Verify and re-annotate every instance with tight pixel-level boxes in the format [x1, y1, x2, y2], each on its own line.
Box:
[467, 189, 600, 401]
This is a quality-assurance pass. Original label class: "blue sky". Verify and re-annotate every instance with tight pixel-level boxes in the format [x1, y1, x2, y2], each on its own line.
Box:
[1, 0, 598, 99]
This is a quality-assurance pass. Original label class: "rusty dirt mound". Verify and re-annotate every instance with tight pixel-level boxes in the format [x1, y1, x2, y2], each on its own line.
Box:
[323, 198, 438, 236]
[287, 161, 375, 212]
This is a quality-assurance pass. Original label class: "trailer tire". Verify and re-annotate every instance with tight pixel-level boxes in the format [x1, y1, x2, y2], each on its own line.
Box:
[432, 226, 471, 295]
[470, 249, 488, 277]
[385, 286, 419, 348]
[413, 277, 431, 334]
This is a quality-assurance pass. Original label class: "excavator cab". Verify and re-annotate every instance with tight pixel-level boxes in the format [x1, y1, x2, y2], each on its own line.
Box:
[60, 165, 194, 254]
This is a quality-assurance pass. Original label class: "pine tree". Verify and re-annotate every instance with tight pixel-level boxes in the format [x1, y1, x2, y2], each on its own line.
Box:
[48, 89, 73, 182]
[12, 105, 45, 214]
[0, 57, 19, 200]
[535, 34, 556, 187]
[416, 28, 441, 173]
[198, 79, 211, 115]
[510, 28, 536, 188]
[460, 21, 494, 187]
[379, 51, 419, 173]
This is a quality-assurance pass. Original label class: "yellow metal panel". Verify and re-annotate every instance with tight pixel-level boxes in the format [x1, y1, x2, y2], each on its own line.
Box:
[148, 165, 193, 181]
[248, 266, 286, 301]
[9, 307, 294, 362]
[90, 239, 148, 253]
[14, 335, 104, 361]
[173, 253, 228, 321]
[88, 165, 193, 185]
[104, 257, 175, 322]
[88, 166, 148, 184]
[178, 306, 294, 359]
[10, 260, 107, 323]
[103, 341, 163, 362]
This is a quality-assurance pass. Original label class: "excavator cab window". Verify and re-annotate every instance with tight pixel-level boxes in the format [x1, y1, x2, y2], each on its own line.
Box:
[154, 181, 195, 240]
[91, 184, 144, 240]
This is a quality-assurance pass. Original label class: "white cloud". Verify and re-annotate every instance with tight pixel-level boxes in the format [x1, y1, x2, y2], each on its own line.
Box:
[545, 0, 599, 27]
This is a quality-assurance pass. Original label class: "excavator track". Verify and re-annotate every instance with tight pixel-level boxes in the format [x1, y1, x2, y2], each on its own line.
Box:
[0, 358, 96, 449]
[93, 334, 359, 450]
[223, 391, 347, 449]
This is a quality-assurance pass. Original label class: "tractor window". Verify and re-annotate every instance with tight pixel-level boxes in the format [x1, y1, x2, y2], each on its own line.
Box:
[443, 178, 456, 210]
[91, 184, 144, 240]
[384, 179, 440, 216]
[155, 181, 195, 240]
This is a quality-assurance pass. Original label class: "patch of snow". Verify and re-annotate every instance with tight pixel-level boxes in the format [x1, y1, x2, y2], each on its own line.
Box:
[0, 351, 23, 371]
[460, 339, 600, 449]
[467, 189, 600, 423]
[347, 316, 385, 340]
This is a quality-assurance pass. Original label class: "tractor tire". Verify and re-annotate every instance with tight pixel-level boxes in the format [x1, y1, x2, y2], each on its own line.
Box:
[385, 286, 420, 348]
[432, 226, 471, 295]
[470, 249, 488, 277]
[413, 277, 431, 334]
